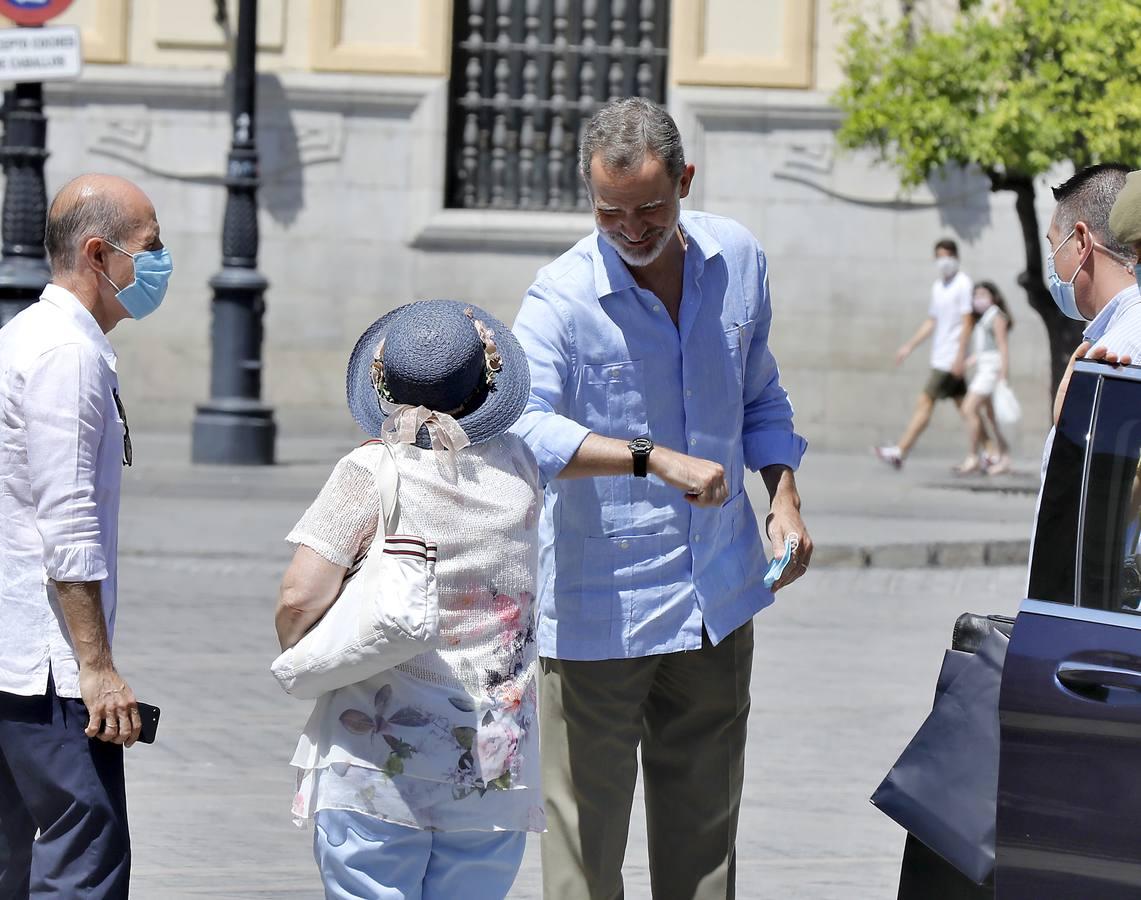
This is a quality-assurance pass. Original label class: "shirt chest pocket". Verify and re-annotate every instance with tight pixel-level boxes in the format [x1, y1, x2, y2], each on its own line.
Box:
[723, 319, 756, 388]
[580, 361, 649, 438]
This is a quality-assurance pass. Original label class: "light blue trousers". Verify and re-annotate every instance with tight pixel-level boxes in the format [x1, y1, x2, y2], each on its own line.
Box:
[313, 810, 526, 900]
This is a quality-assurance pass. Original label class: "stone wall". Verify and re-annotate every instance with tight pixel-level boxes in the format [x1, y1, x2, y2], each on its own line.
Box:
[31, 65, 1058, 456]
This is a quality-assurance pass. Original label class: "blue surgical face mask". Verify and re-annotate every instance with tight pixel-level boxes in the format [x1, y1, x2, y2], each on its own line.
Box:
[102, 241, 173, 320]
[1135, 263, 1141, 295]
[763, 532, 800, 590]
[1046, 228, 1089, 321]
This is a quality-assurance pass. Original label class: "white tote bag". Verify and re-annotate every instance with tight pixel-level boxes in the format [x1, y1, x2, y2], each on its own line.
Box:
[993, 379, 1022, 426]
[271, 447, 440, 699]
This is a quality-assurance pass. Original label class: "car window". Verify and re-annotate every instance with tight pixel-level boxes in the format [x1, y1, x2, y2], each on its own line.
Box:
[1027, 371, 1098, 605]
[1078, 376, 1141, 614]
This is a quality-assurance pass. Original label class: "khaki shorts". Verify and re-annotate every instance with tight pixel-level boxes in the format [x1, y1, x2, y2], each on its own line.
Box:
[924, 368, 968, 401]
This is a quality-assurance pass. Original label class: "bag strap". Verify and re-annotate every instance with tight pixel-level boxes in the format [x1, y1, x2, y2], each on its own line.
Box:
[372, 442, 400, 536]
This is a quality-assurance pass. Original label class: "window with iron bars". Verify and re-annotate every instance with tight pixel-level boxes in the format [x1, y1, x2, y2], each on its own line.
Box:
[446, 0, 671, 212]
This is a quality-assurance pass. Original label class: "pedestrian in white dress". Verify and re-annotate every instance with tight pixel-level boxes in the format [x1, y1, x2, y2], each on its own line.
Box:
[274, 300, 543, 900]
[957, 281, 1014, 475]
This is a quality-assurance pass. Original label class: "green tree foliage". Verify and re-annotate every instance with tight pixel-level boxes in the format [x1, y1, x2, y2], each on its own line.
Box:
[834, 0, 1141, 390]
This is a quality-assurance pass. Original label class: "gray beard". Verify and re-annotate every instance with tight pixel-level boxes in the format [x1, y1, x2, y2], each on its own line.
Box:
[602, 209, 681, 268]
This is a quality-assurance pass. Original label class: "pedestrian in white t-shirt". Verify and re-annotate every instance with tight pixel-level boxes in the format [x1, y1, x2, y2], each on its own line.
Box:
[875, 238, 975, 469]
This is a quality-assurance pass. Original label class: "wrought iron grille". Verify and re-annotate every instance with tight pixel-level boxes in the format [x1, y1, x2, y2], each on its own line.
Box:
[446, 0, 671, 212]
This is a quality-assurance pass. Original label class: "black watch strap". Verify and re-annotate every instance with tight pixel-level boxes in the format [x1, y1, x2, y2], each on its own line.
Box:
[628, 436, 653, 477]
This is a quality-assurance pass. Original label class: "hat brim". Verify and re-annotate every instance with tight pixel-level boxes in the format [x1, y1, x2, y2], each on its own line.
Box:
[346, 300, 531, 447]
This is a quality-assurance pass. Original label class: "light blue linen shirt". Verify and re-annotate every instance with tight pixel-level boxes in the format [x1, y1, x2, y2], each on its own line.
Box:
[511, 210, 807, 661]
[1083, 283, 1141, 359]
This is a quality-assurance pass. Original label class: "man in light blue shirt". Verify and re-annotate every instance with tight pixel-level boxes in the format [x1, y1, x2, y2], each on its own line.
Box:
[511, 98, 811, 900]
[1030, 164, 1138, 600]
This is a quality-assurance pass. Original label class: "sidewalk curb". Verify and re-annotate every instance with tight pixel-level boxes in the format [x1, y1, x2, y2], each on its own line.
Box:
[120, 540, 1030, 571]
[814, 538, 1029, 569]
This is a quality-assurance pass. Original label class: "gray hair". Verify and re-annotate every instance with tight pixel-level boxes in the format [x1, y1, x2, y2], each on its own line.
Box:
[45, 183, 133, 274]
[1052, 163, 1135, 261]
[578, 97, 686, 187]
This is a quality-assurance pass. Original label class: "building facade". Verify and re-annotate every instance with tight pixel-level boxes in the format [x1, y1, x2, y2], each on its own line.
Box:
[22, 0, 1053, 451]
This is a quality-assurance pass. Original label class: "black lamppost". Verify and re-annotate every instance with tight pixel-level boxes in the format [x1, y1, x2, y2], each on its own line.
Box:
[191, 0, 276, 464]
[0, 80, 50, 328]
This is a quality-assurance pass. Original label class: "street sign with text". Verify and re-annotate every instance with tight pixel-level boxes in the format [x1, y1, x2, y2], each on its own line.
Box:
[0, 0, 74, 27]
[0, 24, 80, 81]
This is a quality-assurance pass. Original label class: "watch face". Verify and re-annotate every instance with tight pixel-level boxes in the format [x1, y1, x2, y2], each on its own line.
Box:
[630, 437, 653, 454]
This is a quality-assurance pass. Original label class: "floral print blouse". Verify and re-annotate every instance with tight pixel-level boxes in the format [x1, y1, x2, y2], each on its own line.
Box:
[286, 436, 545, 833]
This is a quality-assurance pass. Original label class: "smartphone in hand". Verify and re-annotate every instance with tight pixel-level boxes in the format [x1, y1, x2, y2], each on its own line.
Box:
[135, 701, 161, 744]
[94, 701, 161, 744]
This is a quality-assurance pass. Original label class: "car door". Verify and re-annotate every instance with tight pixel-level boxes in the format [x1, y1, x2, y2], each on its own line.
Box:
[996, 361, 1141, 899]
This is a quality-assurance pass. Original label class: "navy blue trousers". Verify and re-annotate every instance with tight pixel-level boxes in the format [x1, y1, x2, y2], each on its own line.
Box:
[0, 677, 130, 899]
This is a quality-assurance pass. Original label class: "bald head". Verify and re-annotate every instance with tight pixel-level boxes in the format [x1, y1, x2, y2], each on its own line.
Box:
[46, 174, 157, 275]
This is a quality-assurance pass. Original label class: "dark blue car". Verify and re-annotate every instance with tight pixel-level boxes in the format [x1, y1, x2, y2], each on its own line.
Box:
[998, 359, 1141, 897]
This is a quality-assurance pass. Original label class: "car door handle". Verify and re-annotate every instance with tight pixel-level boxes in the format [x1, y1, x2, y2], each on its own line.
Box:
[1057, 661, 1141, 693]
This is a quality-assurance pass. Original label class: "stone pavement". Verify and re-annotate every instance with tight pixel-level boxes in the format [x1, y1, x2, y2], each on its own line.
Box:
[109, 431, 1038, 898]
[779, 454, 1037, 570]
[120, 430, 1041, 571]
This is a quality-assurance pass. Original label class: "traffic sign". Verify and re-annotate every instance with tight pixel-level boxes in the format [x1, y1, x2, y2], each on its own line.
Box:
[0, 25, 80, 81]
[0, 0, 74, 27]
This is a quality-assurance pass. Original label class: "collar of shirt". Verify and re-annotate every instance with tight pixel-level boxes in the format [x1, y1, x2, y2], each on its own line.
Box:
[590, 212, 724, 301]
[39, 283, 118, 372]
[1084, 283, 1141, 345]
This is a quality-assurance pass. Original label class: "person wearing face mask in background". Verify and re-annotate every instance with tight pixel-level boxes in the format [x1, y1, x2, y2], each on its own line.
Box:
[956, 281, 1015, 476]
[874, 238, 975, 470]
[0, 174, 172, 899]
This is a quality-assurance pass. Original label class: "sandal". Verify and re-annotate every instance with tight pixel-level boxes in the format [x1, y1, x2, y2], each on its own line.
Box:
[986, 455, 1011, 476]
[953, 455, 983, 475]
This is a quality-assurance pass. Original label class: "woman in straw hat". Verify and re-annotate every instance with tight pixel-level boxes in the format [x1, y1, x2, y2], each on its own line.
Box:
[275, 300, 543, 899]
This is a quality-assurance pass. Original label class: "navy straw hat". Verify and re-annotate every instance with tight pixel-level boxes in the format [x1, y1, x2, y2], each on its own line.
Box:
[346, 300, 530, 447]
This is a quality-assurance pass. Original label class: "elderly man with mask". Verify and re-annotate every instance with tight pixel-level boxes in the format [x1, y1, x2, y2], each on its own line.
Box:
[0, 174, 172, 898]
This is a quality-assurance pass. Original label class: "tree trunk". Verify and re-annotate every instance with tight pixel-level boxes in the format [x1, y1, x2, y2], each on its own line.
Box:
[996, 172, 1085, 409]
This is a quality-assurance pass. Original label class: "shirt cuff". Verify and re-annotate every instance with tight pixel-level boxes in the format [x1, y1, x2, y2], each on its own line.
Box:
[44, 544, 109, 583]
[743, 430, 808, 473]
[512, 411, 592, 485]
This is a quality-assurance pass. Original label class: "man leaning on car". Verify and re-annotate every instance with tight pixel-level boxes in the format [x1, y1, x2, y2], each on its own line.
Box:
[1030, 165, 1140, 597]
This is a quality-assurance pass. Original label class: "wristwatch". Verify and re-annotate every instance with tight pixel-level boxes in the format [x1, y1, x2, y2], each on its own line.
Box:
[628, 435, 654, 477]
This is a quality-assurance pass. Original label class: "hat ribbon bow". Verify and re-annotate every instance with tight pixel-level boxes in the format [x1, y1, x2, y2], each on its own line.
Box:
[380, 398, 472, 453]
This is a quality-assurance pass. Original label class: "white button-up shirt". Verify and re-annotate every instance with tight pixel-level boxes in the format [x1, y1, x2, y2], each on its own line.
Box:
[0, 285, 124, 698]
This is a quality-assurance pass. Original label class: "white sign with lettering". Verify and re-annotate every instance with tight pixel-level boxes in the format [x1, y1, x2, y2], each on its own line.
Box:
[0, 25, 81, 82]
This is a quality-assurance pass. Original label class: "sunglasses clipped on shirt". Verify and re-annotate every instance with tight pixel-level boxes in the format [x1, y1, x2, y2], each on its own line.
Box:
[112, 389, 132, 467]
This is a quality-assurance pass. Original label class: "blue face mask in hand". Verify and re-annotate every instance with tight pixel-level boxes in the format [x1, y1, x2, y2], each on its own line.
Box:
[763, 532, 800, 590]
[1046, 227, 1088, 322]
[102, 241, 173, 320]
